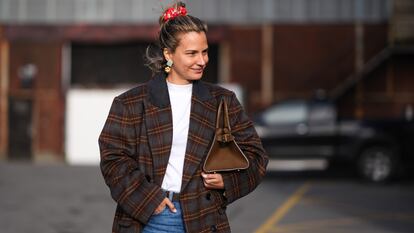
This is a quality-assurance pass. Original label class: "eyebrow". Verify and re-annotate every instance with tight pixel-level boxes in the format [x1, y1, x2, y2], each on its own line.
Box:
[185, 47, 209, 53]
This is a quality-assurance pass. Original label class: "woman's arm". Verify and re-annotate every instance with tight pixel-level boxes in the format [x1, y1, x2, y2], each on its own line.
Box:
[99, 97, 165, 224]
[220, 93, 269, 204]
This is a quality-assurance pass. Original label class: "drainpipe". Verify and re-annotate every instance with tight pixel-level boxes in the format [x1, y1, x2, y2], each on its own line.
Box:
[0, 35, 9, 160]
[355, 0, 365, 119]
[261, 24, 274, 106]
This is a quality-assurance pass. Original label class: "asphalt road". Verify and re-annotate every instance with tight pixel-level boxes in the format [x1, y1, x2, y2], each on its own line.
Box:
[231, 170, 414, 233]
[1, 162, 413, 233]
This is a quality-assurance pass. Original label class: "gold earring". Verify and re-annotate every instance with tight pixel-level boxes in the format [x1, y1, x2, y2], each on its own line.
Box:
[164, 60, 173, 73]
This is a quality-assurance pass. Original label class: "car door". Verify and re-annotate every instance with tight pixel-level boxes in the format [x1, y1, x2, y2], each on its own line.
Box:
[256, 100, 312, 159]
[306, 101, 337, 158]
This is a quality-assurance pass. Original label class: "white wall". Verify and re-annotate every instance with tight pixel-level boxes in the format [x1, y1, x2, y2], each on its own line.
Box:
[65, 88, 127, 165]
[64, 85, 243, 165]
[219, 83, 245, 107]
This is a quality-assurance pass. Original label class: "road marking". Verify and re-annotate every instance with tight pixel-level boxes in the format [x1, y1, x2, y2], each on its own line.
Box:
[254, 182, 311, 233]
[269, 213, 414, 232]
[269, 217, 360, 232]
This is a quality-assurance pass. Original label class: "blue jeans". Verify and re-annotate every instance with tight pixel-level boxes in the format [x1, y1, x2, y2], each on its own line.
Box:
[142, 201, 185, 233]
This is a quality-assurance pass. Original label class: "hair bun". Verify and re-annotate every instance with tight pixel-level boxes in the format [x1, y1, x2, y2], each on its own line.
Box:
[163, 6, 187, 22]
[159, 2, 187, 25]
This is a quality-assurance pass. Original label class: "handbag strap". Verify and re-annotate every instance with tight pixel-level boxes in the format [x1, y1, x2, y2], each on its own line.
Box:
[216, 98, 234, 143]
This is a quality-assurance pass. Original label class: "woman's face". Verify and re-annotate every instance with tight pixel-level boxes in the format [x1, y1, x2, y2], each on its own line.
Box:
[164, 31, 209, 84]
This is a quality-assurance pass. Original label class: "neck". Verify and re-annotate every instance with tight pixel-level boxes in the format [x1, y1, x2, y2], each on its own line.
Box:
[166, 73, 191, 85]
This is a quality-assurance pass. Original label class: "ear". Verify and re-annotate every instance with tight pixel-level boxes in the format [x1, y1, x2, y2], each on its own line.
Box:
[163, 48, 173, 61]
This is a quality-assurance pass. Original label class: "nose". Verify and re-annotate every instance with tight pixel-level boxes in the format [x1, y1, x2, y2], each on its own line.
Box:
[197, 54, 208, 66]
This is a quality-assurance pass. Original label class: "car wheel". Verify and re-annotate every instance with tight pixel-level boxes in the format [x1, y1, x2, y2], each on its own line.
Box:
[357, 146, 397, 183]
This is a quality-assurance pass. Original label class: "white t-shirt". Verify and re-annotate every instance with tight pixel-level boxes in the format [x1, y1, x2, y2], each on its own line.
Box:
[161, 80, 193, 193]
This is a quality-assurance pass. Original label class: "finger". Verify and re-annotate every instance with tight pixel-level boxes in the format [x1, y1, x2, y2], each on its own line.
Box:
[203, 175, 217, 182]
[203, 180, 211, 188]
[203, 176, 213, 184]
[165, 199, 177, 213]
[154, 207, 162, 214]
[204, 178, 222, 189]
[203, 172, 218, 179]
[209, 174, 221, 181]
[154, 201, 166, 214]
[209, 176, 220, 184]
[201, 172, 209, 180]
[204, 180, 218, 189]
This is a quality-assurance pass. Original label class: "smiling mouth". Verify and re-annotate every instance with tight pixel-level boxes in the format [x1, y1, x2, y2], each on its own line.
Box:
[192, 68, 204, 73]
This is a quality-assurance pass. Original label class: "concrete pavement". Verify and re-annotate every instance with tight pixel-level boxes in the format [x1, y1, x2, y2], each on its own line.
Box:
[0, 162, 114, 233]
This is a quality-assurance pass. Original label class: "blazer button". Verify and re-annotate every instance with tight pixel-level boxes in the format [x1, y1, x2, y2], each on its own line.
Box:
[210, 225, 217, 232]
[145, 175, 152, 182]
[206, 192, 211, 200]
[218, 208, 225, 215]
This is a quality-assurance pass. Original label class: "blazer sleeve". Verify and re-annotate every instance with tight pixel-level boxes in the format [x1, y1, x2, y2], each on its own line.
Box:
[98, 97, 165, 224]
[221, 93, 269, 204]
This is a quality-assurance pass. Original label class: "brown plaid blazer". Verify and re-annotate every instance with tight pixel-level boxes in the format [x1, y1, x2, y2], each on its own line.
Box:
[99, 74, 268, 233]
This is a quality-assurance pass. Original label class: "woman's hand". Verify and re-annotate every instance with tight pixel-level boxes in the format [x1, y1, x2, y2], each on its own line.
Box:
[153, 198, 176, 215]
[201, 172, 224, 189]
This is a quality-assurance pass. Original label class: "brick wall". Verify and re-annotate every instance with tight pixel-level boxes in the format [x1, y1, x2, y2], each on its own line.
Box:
[9, 41, 64, 162]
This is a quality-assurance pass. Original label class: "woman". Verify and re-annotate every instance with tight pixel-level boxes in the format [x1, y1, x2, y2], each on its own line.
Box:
[99, 2, 268, 233]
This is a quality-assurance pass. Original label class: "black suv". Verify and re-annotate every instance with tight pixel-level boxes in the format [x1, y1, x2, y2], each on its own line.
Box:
[253, 99, 414, 182]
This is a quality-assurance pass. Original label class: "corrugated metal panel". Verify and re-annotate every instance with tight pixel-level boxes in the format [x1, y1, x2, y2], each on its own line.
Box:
[26, 0, 48, 22]
[0, 0, 390, 24]
[55, 0, 76, 22]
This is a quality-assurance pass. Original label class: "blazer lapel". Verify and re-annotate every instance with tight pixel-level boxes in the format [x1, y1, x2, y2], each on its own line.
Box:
[145, 74, 173, 185]
[180, 81, 217, 192]
[145, 74, 217, 190]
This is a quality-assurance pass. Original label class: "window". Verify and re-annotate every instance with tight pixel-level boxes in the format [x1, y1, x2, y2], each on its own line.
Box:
[309, 103, 335, 123]
[71, 42, 152, 87]
[71, 42, 218, 87]
[263, 101, 307, 125]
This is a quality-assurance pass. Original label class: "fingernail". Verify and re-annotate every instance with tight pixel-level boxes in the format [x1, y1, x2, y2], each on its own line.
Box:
[173, 208, 177, 213]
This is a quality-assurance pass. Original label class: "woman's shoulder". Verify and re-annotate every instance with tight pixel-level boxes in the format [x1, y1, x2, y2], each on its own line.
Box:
[202, 81, 235, 99]
[115, 83, 148, 103]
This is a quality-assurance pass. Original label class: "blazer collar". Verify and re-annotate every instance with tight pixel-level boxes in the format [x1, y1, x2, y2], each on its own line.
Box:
[148, 73, 213, 108]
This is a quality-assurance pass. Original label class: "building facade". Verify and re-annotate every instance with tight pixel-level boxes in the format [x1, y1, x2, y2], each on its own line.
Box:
[0, 0, 413, 163]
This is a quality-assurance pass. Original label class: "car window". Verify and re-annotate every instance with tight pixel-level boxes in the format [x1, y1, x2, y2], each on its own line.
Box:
[309, 103, 335, 123]
[263, 102, 307, 125]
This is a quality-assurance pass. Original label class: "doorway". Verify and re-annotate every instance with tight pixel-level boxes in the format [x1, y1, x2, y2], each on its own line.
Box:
[8, 97, 32, 160]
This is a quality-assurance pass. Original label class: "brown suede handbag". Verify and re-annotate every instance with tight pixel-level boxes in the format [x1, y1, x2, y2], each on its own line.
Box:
[203, 98, 250, 173]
